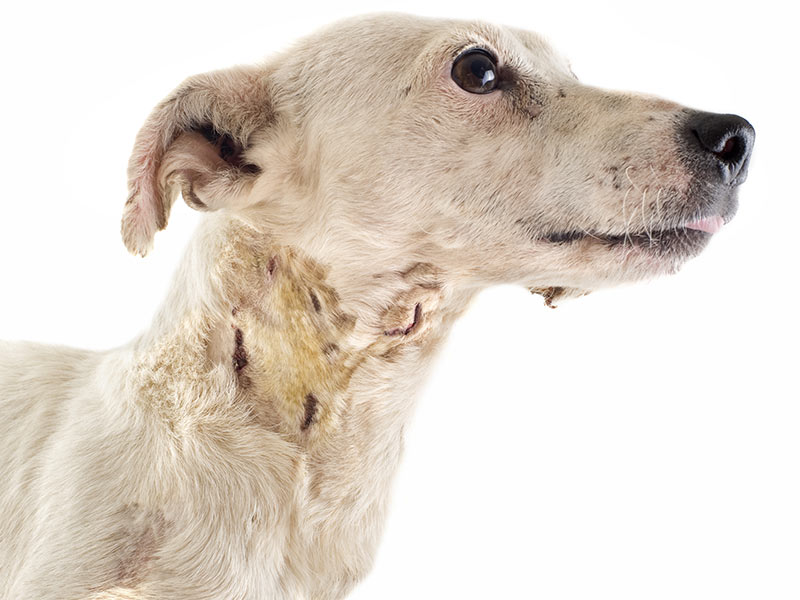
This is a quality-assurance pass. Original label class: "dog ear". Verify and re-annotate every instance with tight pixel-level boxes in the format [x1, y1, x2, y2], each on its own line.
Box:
[121, 65, 273, 256]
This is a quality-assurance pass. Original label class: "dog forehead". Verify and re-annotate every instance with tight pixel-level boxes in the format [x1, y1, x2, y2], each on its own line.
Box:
[502, 26, 573, 76]
[290, 14, 568, 84]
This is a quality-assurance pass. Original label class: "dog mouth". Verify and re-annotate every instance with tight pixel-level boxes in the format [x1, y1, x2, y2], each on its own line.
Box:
[541, 215, 726, 256]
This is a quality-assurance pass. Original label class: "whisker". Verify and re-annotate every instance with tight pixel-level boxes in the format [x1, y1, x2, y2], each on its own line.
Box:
[640, 186, 653, 248]
[411, 213, 434, 235]
[621, 186, 632, 250]
[578, 226, 603, 241]
[625, 186, 641, 248]
[653, 187, 663, 243]
[625, 166, 641, 191]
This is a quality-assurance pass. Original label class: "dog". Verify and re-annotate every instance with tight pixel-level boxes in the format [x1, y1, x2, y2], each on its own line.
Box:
[0, 13, 754, 600]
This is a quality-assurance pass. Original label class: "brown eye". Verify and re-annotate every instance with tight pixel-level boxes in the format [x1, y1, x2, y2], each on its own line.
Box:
[451, 48, 499, 94]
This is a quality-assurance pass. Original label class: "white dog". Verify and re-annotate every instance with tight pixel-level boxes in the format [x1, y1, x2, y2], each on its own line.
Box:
[0, 13, 753, 600]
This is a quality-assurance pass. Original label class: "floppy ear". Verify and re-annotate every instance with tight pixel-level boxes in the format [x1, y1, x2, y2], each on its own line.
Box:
[121, 65, 273, 256]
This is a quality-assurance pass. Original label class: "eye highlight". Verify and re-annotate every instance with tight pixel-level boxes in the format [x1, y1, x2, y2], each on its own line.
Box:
[451, 48, 499, 94]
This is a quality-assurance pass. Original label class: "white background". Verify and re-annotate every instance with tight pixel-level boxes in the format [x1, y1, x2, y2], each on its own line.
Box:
[1, 1, 797, 598]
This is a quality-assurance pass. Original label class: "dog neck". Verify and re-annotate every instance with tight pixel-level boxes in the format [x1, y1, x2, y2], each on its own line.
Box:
[131, 212, 473, 395]
[128, 212, 472, 472]
[120, 213, 476, 584]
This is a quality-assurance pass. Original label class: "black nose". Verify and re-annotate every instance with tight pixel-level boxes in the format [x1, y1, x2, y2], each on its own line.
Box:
[684, 112, 755, 186]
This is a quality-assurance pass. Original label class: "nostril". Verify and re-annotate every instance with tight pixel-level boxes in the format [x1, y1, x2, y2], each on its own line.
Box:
[685, 112, 755, 186]
[715, 134, 746, 164]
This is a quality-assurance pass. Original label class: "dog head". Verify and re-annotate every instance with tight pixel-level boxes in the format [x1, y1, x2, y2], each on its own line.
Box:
[121, 14, 754, 303]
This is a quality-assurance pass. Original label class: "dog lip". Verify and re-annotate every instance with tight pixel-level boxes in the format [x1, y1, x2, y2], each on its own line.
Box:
[540, 226, 713, 256]
[541, 230, 587, 244]
[542, 214, 728, 244]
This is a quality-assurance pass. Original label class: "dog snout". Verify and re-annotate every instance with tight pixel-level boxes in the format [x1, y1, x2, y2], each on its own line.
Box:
[683, 111, 755, 186]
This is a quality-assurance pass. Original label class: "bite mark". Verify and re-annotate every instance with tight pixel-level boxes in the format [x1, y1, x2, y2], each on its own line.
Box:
[310, 291, 321, 312]
[301, 393, 318, 431]
[233, 328, 248, 372]
[384, 303, 422, 336]
[267, 256, 278, 278]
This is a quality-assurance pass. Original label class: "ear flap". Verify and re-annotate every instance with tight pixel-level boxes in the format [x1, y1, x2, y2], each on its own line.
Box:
[121, 65, 273, 256]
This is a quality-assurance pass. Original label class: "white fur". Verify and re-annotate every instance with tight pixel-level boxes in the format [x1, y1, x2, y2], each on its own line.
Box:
[1, 14, 737, 600]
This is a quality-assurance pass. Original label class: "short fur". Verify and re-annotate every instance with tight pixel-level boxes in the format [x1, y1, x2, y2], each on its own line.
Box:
[0, 14, 750, 600]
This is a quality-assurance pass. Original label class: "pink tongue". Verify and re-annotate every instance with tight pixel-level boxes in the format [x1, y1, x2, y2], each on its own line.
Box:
[686, 215, 724, 234]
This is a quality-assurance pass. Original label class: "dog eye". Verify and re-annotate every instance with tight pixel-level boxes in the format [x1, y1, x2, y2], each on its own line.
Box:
[451, 49, 498, 94]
